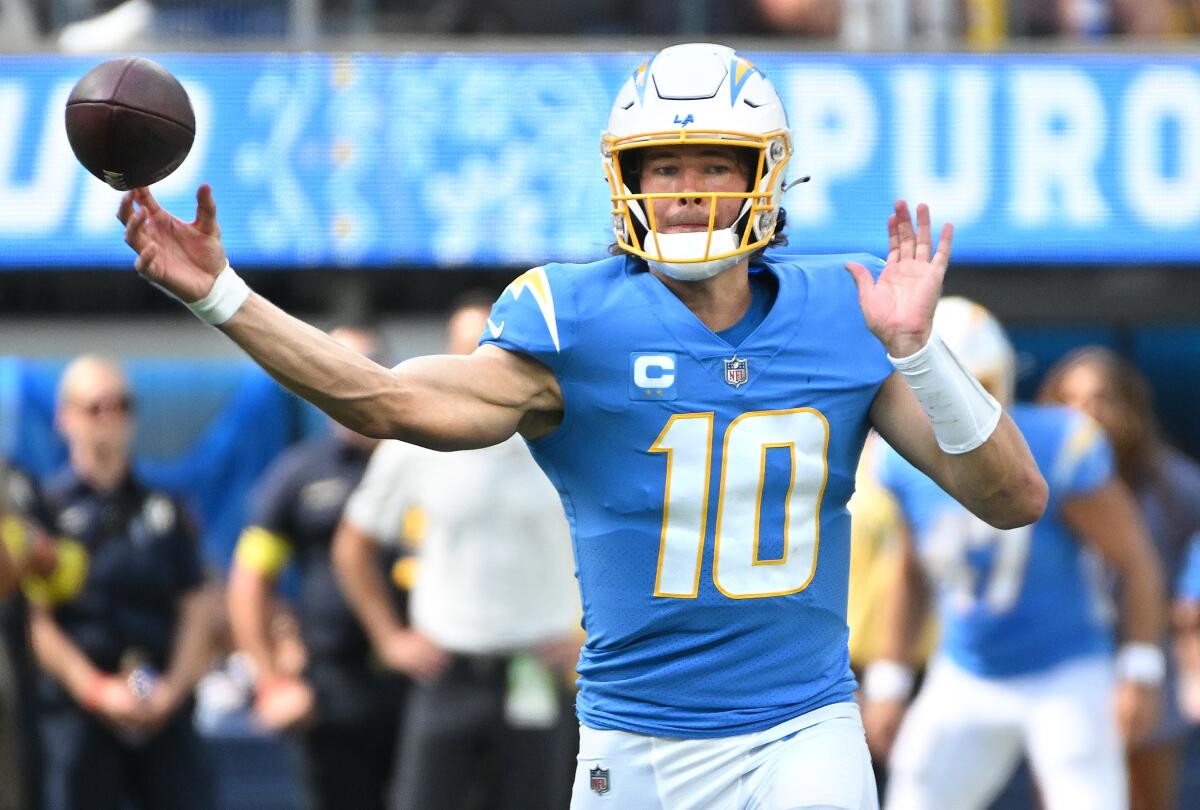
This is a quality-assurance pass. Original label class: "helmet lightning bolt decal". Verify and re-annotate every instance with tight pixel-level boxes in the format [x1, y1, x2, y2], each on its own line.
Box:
[505, 266, 560, 353]
[634, 57, 656, 106]
[730, 57, 759, 105]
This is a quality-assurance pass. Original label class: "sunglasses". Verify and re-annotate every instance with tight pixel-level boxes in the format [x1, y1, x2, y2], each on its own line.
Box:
[74, 395, 135, 417]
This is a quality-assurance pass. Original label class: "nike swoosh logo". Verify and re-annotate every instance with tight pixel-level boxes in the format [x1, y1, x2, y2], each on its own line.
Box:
[487, 318, 505, 339]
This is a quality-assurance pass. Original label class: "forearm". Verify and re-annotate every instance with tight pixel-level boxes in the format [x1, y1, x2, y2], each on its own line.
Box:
[936, 413, 1046, 530]
[332, 520, 405, 651]
[162, 587, 217, 699]
[1062, 482, 1167, 647]
[221, 294, 404, 439]
[226, 566, 281, 680]
[879, 549, 929, 667]
[1118, 549, 1167, 645]
[221, 296, 536, 450]
[30, 609, 101, 700]
[872, 373, 1046, 530]
[863, 543, 927, 703]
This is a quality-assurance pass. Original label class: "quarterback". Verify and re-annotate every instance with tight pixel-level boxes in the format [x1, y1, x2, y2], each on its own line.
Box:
[119, 44, 1046, 810]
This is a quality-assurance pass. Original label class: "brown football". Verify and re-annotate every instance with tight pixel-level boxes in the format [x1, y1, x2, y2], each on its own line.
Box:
[65, 56, 195, 190]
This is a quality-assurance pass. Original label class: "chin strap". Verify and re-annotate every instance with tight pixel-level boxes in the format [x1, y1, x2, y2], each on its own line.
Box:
[644, 228, 746, 281]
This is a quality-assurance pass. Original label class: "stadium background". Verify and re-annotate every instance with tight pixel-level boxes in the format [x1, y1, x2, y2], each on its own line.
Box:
[2, 0, 1200, 806]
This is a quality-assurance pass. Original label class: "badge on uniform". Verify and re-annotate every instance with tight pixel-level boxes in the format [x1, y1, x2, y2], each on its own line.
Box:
[629, 352, 678, 401]
[589, 766, 611, 795]
[724, 355, 749, 388]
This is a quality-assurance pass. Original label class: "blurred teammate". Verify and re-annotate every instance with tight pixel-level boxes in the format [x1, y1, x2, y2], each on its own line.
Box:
[1039, 346, 1200, 810]
[227, 326, 408, 810]
[117, 43, 1046, 809]
[862, 298, 1166, 810]
[32, 355, 216, 810]
[845, 434, 937, 797]
[333, 292, 581, 810]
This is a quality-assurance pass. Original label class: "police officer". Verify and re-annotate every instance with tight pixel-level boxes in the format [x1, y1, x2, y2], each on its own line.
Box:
[31, 355, 216, 810]
[227, 326, 409, 810]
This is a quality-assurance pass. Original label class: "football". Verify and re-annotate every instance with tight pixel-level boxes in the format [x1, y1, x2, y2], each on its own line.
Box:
[64, 56, 195, 190]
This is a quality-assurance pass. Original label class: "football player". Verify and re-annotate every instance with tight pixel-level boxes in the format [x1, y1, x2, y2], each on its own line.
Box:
[862, 298, 1166, 810]
[117, 43, 1046, 809]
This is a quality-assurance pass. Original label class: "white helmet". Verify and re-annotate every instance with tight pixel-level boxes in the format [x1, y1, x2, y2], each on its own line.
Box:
[602, 43, 793, 281]
[934, 296, 1017, 405]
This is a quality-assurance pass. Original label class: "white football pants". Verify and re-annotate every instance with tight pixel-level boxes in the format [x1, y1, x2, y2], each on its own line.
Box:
[571, 701, 878, 810]
[885, 655, 1127, 810]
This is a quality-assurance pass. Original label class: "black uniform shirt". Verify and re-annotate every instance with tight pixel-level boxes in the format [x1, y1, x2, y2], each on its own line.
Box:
[242, 435, 406, 662]
[41, 467, 204, 673]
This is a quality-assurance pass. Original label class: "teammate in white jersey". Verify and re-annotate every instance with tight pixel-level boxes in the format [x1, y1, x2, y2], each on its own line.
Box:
[862, 298, 1166, 810]
[333, 294, 580, 810]
[116, 43, 1047, 810]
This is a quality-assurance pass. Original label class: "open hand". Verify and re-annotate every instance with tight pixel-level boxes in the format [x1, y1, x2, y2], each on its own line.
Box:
[845, 200, 953, 358]
[117, 185, 227, 303]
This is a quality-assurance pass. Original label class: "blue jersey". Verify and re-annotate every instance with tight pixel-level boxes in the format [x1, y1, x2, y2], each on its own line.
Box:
[482, 252, 893, 738]
[877, 404, 1115, 677]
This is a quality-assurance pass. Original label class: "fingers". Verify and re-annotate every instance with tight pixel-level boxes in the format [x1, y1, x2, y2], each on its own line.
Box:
[123, 206, 150, 252]
[195, 184, 218, 236]
[134, 242, 159, 277]
[133, 186, 161, 215]
[934, 222, 954, 268]
[844, 262, 874, 298]
[915, 203, 932, 262]
[893, 200, 953, 269]
[116, 191, 135, 225]
[887, 214, 899, 264]
[894, 200, 915, 260]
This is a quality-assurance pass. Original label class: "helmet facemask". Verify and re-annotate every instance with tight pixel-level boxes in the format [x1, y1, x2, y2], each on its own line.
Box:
[603, 132, 791, 281]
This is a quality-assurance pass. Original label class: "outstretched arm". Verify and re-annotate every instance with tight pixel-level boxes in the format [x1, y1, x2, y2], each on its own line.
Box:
[850, 201, 1046, 529]
[119, 186, 562, 449]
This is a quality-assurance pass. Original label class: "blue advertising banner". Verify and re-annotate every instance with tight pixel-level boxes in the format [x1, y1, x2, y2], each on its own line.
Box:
[2, 51, 1198, 268]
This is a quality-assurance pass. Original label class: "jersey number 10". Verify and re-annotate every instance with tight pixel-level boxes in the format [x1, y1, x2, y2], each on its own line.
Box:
[650, 408, 830, 600]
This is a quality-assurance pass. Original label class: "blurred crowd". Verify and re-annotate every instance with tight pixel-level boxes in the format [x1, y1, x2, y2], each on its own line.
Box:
[4, 0, 1200, 50]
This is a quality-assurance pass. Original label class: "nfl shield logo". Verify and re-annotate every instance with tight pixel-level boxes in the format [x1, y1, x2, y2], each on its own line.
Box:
[724, 356, 749, 388]
[590, 766, 610, 795]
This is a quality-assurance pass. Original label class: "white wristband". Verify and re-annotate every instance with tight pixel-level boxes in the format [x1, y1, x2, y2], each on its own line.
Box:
[1116, 642, 1166, 686]
[890, 333, 1003, 455]
[186, 263, 250, 326]
[862, 660, 915, 702]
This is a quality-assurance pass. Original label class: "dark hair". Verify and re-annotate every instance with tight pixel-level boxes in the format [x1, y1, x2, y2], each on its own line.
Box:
[1037, 346, 1159, 485]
